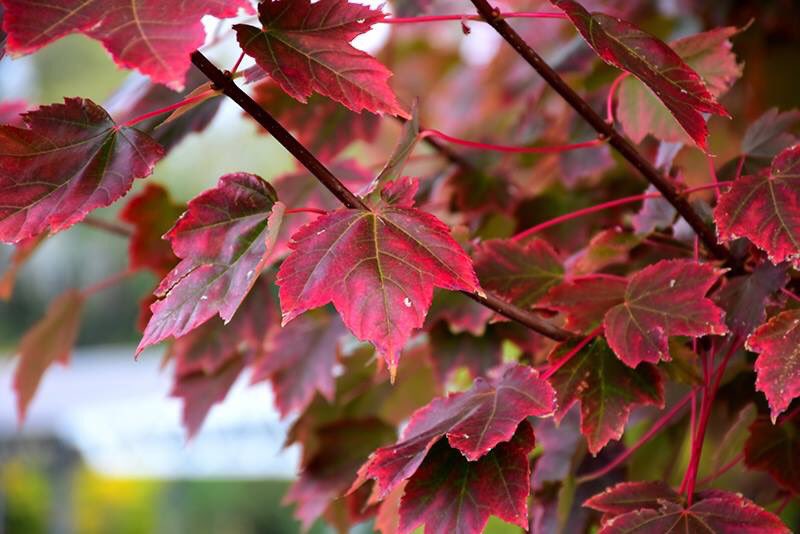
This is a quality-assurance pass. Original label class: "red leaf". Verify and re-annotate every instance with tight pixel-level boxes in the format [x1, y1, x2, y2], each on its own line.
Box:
[542, 277, 627, 332]
[745, 416, 800, 494]
[276, 182, 479, 374]
[235, 0, 407, 117]
[120, 184, 184, 276]
[604, 260, 728, 367]
[551, 0, 728, 150]
[715, 144, 800, 267]
[170, 277, 276, 377]
[0, 4, 6, 59]
[252, 81, 381, 162]
[0, 98, 164, 243]
[588, 486, 789, 534]
[251, 309, 347, 418]
[617, 27, 743, 145]
[286, 418, 396, 530]
[2, 0, 251, 89]
[353, 364, 555, 498]
[13, 290, 84, 422]
[584, 480, 678, 516]
[746, 309, 800, 422]
[473, 238, 564, 309]
[548, 338, 664, 454]
[171, 356, 245, 439]
[714, 262, 788, 339]
[399, 421, 536, 534]
[138, 173, 284, 353]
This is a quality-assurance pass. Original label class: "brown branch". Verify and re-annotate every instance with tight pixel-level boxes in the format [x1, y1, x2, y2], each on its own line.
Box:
[190, 50, 576, 343]
[469, 0, 731, 261]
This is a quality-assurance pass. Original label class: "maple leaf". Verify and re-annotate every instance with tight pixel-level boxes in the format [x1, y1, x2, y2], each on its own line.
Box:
[542, 277, 627, 332]
[715, 144, 800, 267]
[604, 259, 728, 367]
[252, 81, 381, 162]
[548, 338, 664, 454]
[0, 98, 164, 244]
[286, 418, 396, 530]
[745, 309, 800, 422]
[586, 484, 789, 534]
[251, 309, 347, 418]
[714, 262, 788, 339]
[13, 290, 84, 421]
[617, 27, 742, 145]
[172, 356, 245, 439]
[399, 421, 536, 534]
[276, 180, 479, 375]
[2, 0, 251, 89]
[745, 416, 800, 494]
[235, 0, 407, 117]
[138, 173, 285, 353]
[353, 364, 555, 498]
[551, 0, 729, 150]
[120, 184, 184, 276]
[473, 238, 563, 309]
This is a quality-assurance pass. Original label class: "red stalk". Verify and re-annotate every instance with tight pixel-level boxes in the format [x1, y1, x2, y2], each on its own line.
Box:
[513, 181, 730, 242]
[420, 129, 605, 154]
[285, 207, 328, 216]
[379, 12, 567, 24]
[606, 73, 628, 123]
[122, 90, 216, 128]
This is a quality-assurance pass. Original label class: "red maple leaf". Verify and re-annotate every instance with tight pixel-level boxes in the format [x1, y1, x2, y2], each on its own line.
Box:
[276, 180, 479, 375]
[548, 338, 664, 454]
[473, 238, 564, 309]
[398, 421, 536, 534]
[251, 309, 347, 418]
[2, 0, 251, 89]
[552, 0, 729, 150]
[13, 290, 84, 422]
[585, 482, 789, 533]
[746, 309, 800, 422]
[120, 184, 184, 276]
[0, 98, 164, 243]
[352, 364, 554, 499]
[138, 173, 284, 353]
[745, 416, 800, 495]
[604, 260, 728, 367]
[715, 144, 800, 267]
[543, 277, 627, 332]
[235, 0, 407, 117]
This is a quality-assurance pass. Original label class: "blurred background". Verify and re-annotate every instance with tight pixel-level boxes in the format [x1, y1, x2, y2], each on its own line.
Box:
[1, 0, 799, 533]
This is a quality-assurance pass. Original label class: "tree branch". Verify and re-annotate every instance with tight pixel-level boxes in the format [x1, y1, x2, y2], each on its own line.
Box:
[190, 50, 577, 343]
[469, 0, 730, 261]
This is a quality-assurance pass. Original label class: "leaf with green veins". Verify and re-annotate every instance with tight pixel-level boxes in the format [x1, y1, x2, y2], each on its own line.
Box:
[548, 338, 664, 454]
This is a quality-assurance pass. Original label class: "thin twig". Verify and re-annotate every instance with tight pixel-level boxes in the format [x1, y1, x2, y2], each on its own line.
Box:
[469, 0, 730, 261]
[82, 216, 132, 237]
[190, 50, 577, 343]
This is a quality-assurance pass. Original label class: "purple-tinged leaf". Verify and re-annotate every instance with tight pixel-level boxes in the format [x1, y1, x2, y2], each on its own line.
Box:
[744, 416, 800, 494]
[0, 98, 164, 243]
[138, 174, 284, 353]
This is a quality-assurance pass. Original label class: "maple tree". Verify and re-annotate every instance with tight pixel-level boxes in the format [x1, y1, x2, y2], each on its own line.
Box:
[1, 0, 799, 532]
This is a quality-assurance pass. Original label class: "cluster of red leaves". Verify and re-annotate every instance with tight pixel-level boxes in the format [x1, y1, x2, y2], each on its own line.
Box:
[1, 0, 799, 532]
